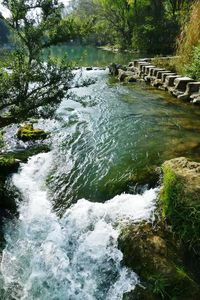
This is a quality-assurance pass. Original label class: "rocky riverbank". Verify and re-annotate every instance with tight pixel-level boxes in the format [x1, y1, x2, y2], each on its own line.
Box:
[109, 59, 200, 105]
[119, 157, 200, 299]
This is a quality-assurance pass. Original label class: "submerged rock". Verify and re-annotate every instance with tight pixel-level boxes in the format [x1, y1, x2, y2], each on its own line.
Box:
[119, 222, 200, 299]
[17, 124, 48, 142]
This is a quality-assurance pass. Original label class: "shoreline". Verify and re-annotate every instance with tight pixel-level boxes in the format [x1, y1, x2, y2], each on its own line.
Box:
[109, 58, 200, 105]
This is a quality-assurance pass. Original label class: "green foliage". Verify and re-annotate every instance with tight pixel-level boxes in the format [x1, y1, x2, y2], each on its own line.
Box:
[149, 274, 169, 299]
[185, 44, 200, 80]
[0, 0, 73, 124]
[65, 0, 195, 54]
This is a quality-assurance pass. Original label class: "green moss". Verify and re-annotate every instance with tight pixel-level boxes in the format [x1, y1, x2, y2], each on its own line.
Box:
[161, 164, 200, 252]
[0, 155, 20, 175]
[17, 124, 49, 141]
[160, 166, 182, 218]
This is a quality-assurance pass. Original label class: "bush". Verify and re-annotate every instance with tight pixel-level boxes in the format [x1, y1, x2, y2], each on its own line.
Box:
[185, 44, 200, 80]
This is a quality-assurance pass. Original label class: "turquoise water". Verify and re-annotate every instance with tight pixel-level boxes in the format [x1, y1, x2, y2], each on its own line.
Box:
[1, 46, 200, 299]
[47, 44, 138, 67]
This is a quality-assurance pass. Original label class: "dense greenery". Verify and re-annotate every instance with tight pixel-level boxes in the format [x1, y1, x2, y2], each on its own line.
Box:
[0, 0, 73, 125]
[185, 44, 200, 80]
[63, 0, 194, 54]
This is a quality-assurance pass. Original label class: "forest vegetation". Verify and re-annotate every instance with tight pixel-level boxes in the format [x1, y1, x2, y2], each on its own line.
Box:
[0, 0, 199, 120]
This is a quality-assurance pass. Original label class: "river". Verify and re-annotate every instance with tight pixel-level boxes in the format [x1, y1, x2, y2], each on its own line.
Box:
[0, 46, 200, 299]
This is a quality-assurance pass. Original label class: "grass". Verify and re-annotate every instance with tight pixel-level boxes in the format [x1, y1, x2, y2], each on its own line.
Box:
[176, 0, 200, 74]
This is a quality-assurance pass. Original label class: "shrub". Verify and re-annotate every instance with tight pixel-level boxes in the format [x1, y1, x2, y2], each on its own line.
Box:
[185, 44, 200, 80]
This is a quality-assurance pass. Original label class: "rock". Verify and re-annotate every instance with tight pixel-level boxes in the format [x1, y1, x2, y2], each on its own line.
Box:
[7, 145, 50, 163]
[134, 59, 150, 68]
[119, 222, 200, 300]
[125, 76, 137, 83]
[118, 69, 136, 82]
[0, 155, 20, 175]
[174, 77, 194, 91]
[160, 157, 200, 253]
[156, 70, 171, 80]
[127, 66, 136, 72]
[17, 124, 48, 142]
[178, 82, 200, 101]
[192, 96, 200, 105]
[172, 77, 194, 97]
[163, 75, 180, 89]
[86, 67, 93, 71]
[161, 72, 176, 83]
[152, 68, 165, 77]
[108, 63, 126, 76]
[143, 65, 155, 75]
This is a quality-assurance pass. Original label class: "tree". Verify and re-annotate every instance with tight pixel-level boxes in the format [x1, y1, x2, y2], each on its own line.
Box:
[95, 0, 135, 49]
[0, 0, 73, 125]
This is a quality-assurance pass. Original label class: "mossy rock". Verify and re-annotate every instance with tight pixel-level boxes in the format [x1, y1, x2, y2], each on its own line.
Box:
[129, 166, 161, 193]
[119, 222, 200, 299]
[17, 124, 48, 141]
[0, 155, 20, 176]
[160, 157, 200, 252]
[6, 145, 50, 163]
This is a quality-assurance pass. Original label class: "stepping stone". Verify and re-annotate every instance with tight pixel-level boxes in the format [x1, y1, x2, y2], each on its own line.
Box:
[178, 82, 200, 101]
[163, 75, 180, 89]
[156, 70, 171, 80]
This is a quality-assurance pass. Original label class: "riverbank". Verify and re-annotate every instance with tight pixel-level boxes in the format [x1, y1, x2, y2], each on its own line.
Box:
[109, 58, 200, 105]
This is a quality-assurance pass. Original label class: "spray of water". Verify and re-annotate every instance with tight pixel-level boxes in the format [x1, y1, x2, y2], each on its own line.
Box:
[0, 153, 157, 299]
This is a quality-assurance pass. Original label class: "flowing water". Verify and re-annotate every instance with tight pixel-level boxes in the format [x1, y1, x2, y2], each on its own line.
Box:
[1, 46, 200, 299]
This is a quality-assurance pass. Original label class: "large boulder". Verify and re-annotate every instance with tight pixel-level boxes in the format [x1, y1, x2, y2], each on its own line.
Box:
[160, 157, 200, 253]
[119, 222, 200, 300]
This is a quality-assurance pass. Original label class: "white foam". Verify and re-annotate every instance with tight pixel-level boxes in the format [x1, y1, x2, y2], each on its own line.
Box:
[1, 153, 158, 299]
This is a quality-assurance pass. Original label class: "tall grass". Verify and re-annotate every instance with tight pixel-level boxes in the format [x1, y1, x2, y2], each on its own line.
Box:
[176, 0, 200, 73]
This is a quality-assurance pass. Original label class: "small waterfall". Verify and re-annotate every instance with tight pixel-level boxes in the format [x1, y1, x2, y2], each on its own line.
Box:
[0, 153, 157, 299]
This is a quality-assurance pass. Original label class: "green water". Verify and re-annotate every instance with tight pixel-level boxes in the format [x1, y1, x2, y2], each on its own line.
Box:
[42, 47, 200, 211]
[47, 44, 138, 66]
